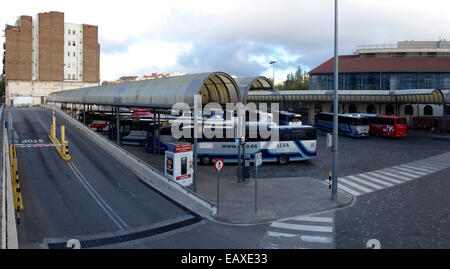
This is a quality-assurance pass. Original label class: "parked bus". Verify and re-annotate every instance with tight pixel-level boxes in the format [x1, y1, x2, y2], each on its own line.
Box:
[315, 112, 369, 137]
[279, 111, 302, 126]
[77, 111, 115, 132]
[108, 116, 155, 146]
[368, 115, 407, 138]
[145, 124, 317, 165]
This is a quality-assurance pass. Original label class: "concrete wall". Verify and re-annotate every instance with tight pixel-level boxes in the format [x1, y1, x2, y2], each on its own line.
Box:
[5, 80, 99, 106]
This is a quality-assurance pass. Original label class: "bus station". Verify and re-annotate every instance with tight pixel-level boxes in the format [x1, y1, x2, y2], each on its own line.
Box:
[43, 70, 450, 224]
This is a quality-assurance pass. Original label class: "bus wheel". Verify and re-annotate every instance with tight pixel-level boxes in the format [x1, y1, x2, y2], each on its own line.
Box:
[200, 156, 211, 165]
[278, 154, 289, 165]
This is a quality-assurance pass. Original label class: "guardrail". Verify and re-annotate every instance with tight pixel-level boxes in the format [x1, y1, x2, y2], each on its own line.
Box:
[1, 104, 19, 249]
[9, 144, 23, 215]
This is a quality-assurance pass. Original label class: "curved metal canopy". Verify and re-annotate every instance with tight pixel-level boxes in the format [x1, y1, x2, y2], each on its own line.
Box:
[52, 72, 240, 108]
[234, 76, 274, 103]
[247, 89, 448, 104]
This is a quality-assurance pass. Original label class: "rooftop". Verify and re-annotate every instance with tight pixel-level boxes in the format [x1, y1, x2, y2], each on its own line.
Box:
[309, 55, 450, 74]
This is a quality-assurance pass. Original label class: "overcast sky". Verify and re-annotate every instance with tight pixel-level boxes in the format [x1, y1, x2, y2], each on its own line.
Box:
[1, 0, 450, 83]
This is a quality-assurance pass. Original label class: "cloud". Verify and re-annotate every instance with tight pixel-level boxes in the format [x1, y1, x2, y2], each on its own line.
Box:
[1, 0, 450, 83]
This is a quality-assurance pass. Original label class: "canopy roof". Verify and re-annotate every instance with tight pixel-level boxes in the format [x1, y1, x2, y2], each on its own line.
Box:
[52, 72, 240, 108]
[247, 89, 449, 104]
[234, 76, 274, 103]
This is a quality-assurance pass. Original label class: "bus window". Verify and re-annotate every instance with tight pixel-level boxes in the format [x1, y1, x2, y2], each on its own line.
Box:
[396, 118, 407, 125]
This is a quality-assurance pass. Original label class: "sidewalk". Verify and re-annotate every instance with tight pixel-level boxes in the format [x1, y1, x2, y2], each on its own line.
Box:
[408, 129, 450, 141]
[121, 144, 353, 224]
[198, 174, 353, 224]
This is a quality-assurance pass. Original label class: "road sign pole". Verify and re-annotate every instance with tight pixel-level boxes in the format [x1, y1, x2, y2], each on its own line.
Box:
[217, 171, 220, 215]
[332, 0, 339, 201]
[255, 164, 258, 214]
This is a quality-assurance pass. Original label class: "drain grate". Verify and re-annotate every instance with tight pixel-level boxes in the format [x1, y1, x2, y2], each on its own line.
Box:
[48, 217, 201, 249]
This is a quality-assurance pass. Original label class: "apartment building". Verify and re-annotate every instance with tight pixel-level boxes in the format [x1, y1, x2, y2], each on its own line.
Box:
[2, 11, 100, 106]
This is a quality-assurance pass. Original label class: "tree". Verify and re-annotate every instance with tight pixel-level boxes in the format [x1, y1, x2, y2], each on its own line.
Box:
[283, 66, 309, 91]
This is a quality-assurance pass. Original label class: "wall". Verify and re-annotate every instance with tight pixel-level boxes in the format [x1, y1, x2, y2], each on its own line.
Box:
[64, 23, 83, 81]
[38, 12, 64, 81]
[82, 25, 100, 83]
[4, 16, 32, 81]
[5, 80, 99, 106]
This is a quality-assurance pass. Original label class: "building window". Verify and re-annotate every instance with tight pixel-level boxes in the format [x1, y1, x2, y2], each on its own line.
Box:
[73, 41, 76, 46]
[68, 41, 71, 46]
[73, 30, 76, 34]
[424, 105, 433, 116]
[68, 52, 70, 56]
[367, 104, 376, 114]
[385, 105, 395, 115]
[404, 105, 414, 115]
[348, 104, 357, 113]
[73, 52, 76, 57]
[68, 30, 71, 34]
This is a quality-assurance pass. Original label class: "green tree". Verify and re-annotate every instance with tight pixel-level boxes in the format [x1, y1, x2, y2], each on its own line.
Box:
[283, 66, 309, 91]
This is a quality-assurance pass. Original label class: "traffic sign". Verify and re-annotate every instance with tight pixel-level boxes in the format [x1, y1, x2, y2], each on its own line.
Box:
[240, 136, 246, 144]
[214, 159, 224, 172]
[255, 153, 262, 167]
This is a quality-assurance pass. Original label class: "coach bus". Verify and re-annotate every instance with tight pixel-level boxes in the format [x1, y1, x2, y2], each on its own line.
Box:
[145, 124, 317, 165]
[108, 116, 155, 146]
[278, 111, 302, 126]
[315, 112, 369, 137]
[368, 115, 407, 138]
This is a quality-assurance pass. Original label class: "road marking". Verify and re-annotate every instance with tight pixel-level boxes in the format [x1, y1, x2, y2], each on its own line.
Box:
[357, 173, 394, 187]
[336, 183, 362, 196]
[399, 165, 435, 173]
[391, 166, 427, 176]
[338, 178, 373, 193]
[261, 212, 335, 249]
[383, 168, 419, 180]
[68, 162, 128, 229]
[346, 175, 384, 190]
[374, 170, 408, 183]
[290, 216, 333, 223]
[300, 235, 333, 244]
[268, 231, 297, 238]
[271, 222, 333, 233]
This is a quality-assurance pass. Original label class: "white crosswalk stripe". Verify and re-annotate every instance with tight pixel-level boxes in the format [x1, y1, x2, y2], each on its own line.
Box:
[338, 178, 373, 193]
[346, 175, 384, 190]
[329, 152, 450, 197]
[259, 212, 334, 249]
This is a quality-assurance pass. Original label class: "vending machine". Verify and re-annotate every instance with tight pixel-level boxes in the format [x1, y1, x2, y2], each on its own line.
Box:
[165, 142, 193, 187]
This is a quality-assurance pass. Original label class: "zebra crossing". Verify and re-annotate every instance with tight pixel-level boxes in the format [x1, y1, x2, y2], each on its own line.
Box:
[259, 212, 334, 249]
[329, 152, 450, 197]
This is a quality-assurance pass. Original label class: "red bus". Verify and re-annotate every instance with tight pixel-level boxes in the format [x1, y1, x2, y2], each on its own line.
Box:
[369, 115, 407, 138]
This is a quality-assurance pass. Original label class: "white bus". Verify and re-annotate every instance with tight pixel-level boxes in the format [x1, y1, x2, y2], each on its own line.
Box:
[146, 124, 317, 165]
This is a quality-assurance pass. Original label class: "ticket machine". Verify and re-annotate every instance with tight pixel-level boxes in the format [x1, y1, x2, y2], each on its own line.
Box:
[165, 142, 193, 186]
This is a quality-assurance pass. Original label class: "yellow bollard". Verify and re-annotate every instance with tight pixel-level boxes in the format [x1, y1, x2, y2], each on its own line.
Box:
[329, 171, 332, 190]
[60, 125, 71, 160]
[51, 116, 56, 138]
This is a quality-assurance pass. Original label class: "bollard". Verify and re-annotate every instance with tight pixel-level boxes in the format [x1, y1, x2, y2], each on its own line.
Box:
[329, 171, 332, 190]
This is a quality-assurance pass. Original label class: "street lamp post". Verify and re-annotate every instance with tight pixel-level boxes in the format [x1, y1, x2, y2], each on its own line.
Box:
[331, 0, 339, 201]
[270, 61, 276, 86]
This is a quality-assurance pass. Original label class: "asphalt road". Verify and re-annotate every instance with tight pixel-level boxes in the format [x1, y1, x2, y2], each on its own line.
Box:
[9, 107, 195, 248]
[335, 167, 450, 249]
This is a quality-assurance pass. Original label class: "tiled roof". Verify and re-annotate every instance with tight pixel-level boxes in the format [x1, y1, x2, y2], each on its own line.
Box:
[309, 55, 450, 74]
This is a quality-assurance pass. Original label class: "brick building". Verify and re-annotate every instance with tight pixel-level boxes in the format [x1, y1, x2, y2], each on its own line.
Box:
[2, 11, 100, 106]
